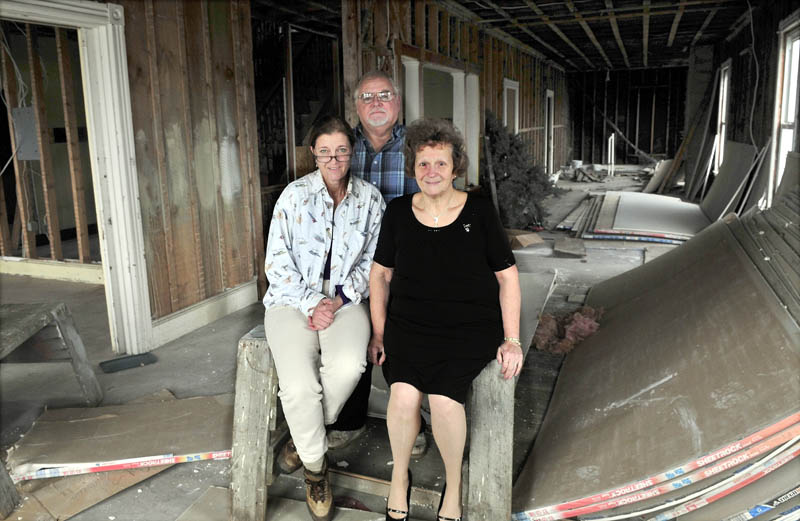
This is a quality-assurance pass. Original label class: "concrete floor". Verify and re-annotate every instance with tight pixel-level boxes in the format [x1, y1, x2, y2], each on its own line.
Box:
[0, 170, 668, 521]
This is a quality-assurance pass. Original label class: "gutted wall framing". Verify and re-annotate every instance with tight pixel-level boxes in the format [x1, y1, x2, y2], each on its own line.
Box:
[569, 68, 687, 165]
[341, 0, 571, 175]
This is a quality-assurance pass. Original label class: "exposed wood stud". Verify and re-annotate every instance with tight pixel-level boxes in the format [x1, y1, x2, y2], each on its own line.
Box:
[342, 0, 361, 125]
[604, 0, 630, 68]
[414, 0, 426, 48]
[230, 0, 256, 282]
[144, 0, 179, 312]
[427, 3, 438, 52]
[564, 0, 611, 69]
[642, 0, 650, 67]
[0, 47, 28, 256]
[284, 23, 296, 180]
[692, 8, 719, 47]
[26, 24, 63, 260]
[176, 1, 208, 298]
[441, 10, 450, 57]
[0, 178, 9, 255]
[667, 1, 686, 47]
[55, 28, 91, 263]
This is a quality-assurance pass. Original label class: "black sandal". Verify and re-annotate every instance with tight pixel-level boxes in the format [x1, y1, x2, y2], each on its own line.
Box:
[386, 469, 412, 521]
[436, 483, 462, 521]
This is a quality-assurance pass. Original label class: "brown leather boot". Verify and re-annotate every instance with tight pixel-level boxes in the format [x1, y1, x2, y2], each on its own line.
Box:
[304, 458, 333, 521]
[277, 438, 302, 474]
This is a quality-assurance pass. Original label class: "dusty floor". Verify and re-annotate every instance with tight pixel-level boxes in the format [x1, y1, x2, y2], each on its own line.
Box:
[0, 170, 669, 520]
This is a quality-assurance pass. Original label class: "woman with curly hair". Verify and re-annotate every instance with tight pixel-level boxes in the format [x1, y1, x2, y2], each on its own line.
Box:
[368, 118, 523, 521]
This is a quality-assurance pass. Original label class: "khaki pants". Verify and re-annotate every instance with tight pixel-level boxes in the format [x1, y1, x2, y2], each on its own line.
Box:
[264, 301, 370, 466]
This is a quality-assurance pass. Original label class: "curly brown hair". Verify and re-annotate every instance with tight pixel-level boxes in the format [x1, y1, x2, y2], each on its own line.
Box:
[404, 118, 469, 178]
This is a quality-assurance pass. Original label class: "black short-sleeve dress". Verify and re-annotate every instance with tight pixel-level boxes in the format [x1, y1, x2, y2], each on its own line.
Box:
[373, 192, 516, 403]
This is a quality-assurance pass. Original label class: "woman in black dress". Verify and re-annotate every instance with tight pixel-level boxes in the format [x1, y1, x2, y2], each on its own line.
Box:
[368, 119, 523, 521]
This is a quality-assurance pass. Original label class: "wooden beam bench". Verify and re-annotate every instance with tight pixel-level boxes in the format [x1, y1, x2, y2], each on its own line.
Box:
[230, 270, 554, 521]
[0, 302, 103, 406]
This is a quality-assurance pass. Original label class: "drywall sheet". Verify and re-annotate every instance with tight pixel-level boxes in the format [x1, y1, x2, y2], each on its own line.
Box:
[587, 220, 729, 310]
[512, 222, 800, 513]
[612, 191, 710, 238]
[777, 151, 800, 200]
[643, 159, 674, 193]
[7, 395, 233, 478]
[700, 140, 757, 221]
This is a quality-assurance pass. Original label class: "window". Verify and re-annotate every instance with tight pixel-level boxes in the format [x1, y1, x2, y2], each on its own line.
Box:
[770, 13, 800, 202]
[503, 79, 519, 134]
[715, 60, 731, 173]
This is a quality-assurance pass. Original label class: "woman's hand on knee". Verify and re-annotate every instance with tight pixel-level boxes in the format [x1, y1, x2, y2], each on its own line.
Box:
[368, 334, 386, 365]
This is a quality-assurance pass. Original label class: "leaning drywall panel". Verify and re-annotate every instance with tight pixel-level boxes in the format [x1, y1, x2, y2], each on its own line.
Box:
[512, 222, 800, 514]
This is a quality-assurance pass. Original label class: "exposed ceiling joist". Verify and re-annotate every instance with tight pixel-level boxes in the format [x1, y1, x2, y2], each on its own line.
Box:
[522, 0, 596, 69]
[691, 7, 719, 47]
[643, 0, 650, 67]
[564, 0, 612, 69]
[604, 0, 630, 68]
[481, 1, 738, 27]
[482, 0, 579, 69]
[667, 2, 686, 47]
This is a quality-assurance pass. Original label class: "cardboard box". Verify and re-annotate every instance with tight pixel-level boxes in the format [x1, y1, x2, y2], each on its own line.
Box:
[506, 229, 544, 249]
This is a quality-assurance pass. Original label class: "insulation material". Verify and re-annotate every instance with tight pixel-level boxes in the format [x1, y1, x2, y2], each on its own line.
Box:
[533, 306, 603, 354]
[512, 215, 800, 519]
[7, 395, 233, 481]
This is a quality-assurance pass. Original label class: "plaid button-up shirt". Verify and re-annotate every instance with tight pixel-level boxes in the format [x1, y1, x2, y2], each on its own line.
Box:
[351, 124, 419, 202]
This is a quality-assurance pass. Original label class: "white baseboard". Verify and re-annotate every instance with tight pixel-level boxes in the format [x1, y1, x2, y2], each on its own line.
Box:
[150, 279, 258, 349]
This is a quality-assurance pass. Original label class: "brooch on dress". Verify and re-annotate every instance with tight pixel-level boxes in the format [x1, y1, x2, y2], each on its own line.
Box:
[463, 223, 471, 232]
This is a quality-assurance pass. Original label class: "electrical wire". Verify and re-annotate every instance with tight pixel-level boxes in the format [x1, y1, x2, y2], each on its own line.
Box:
[746, 0, 759, 153]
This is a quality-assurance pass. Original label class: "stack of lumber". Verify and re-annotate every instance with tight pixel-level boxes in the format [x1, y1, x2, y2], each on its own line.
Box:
[513, 189, 800, 520]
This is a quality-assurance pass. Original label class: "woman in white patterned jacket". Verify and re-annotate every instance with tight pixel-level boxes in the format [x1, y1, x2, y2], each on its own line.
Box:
[262, 115, 385, 521]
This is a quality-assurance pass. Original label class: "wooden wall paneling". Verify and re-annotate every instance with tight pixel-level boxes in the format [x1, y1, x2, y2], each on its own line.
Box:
[183, 0, 224, 298]
[388, 1, 411, 46]
[342, 0, 361, 125]
[229, 0, 256, 283]
[494, 39, 502, 114]
[120, 0, 171, 318]
[26, 24, 62, 260]
[359, 0, 374, 72]
[469, 24, 480, 63]
[374, 0, 389, 53]
[441, 11, 450, 58]
[452, 18, 460, 61]
[208, 0, 249, 289]
[54, 29, 90, 263]
[151, 0, 203, 308]
[0, 46, 35, 258]
[427, 3, 438, 53]
[240, 0, 264, 292]
[414, 0, 426, 48]
[460, 20, 468, 62]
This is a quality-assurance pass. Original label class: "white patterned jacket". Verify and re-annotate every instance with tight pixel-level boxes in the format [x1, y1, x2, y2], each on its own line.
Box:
[263, 169, 385, 316]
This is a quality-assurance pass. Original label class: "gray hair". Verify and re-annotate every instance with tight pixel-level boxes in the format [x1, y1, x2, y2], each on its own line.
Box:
[354, 70, 401, 101]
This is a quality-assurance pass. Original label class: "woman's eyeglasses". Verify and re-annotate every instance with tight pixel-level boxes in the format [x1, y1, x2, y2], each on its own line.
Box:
[357, 90, 395, 104]
[314, 153, 352, 163]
